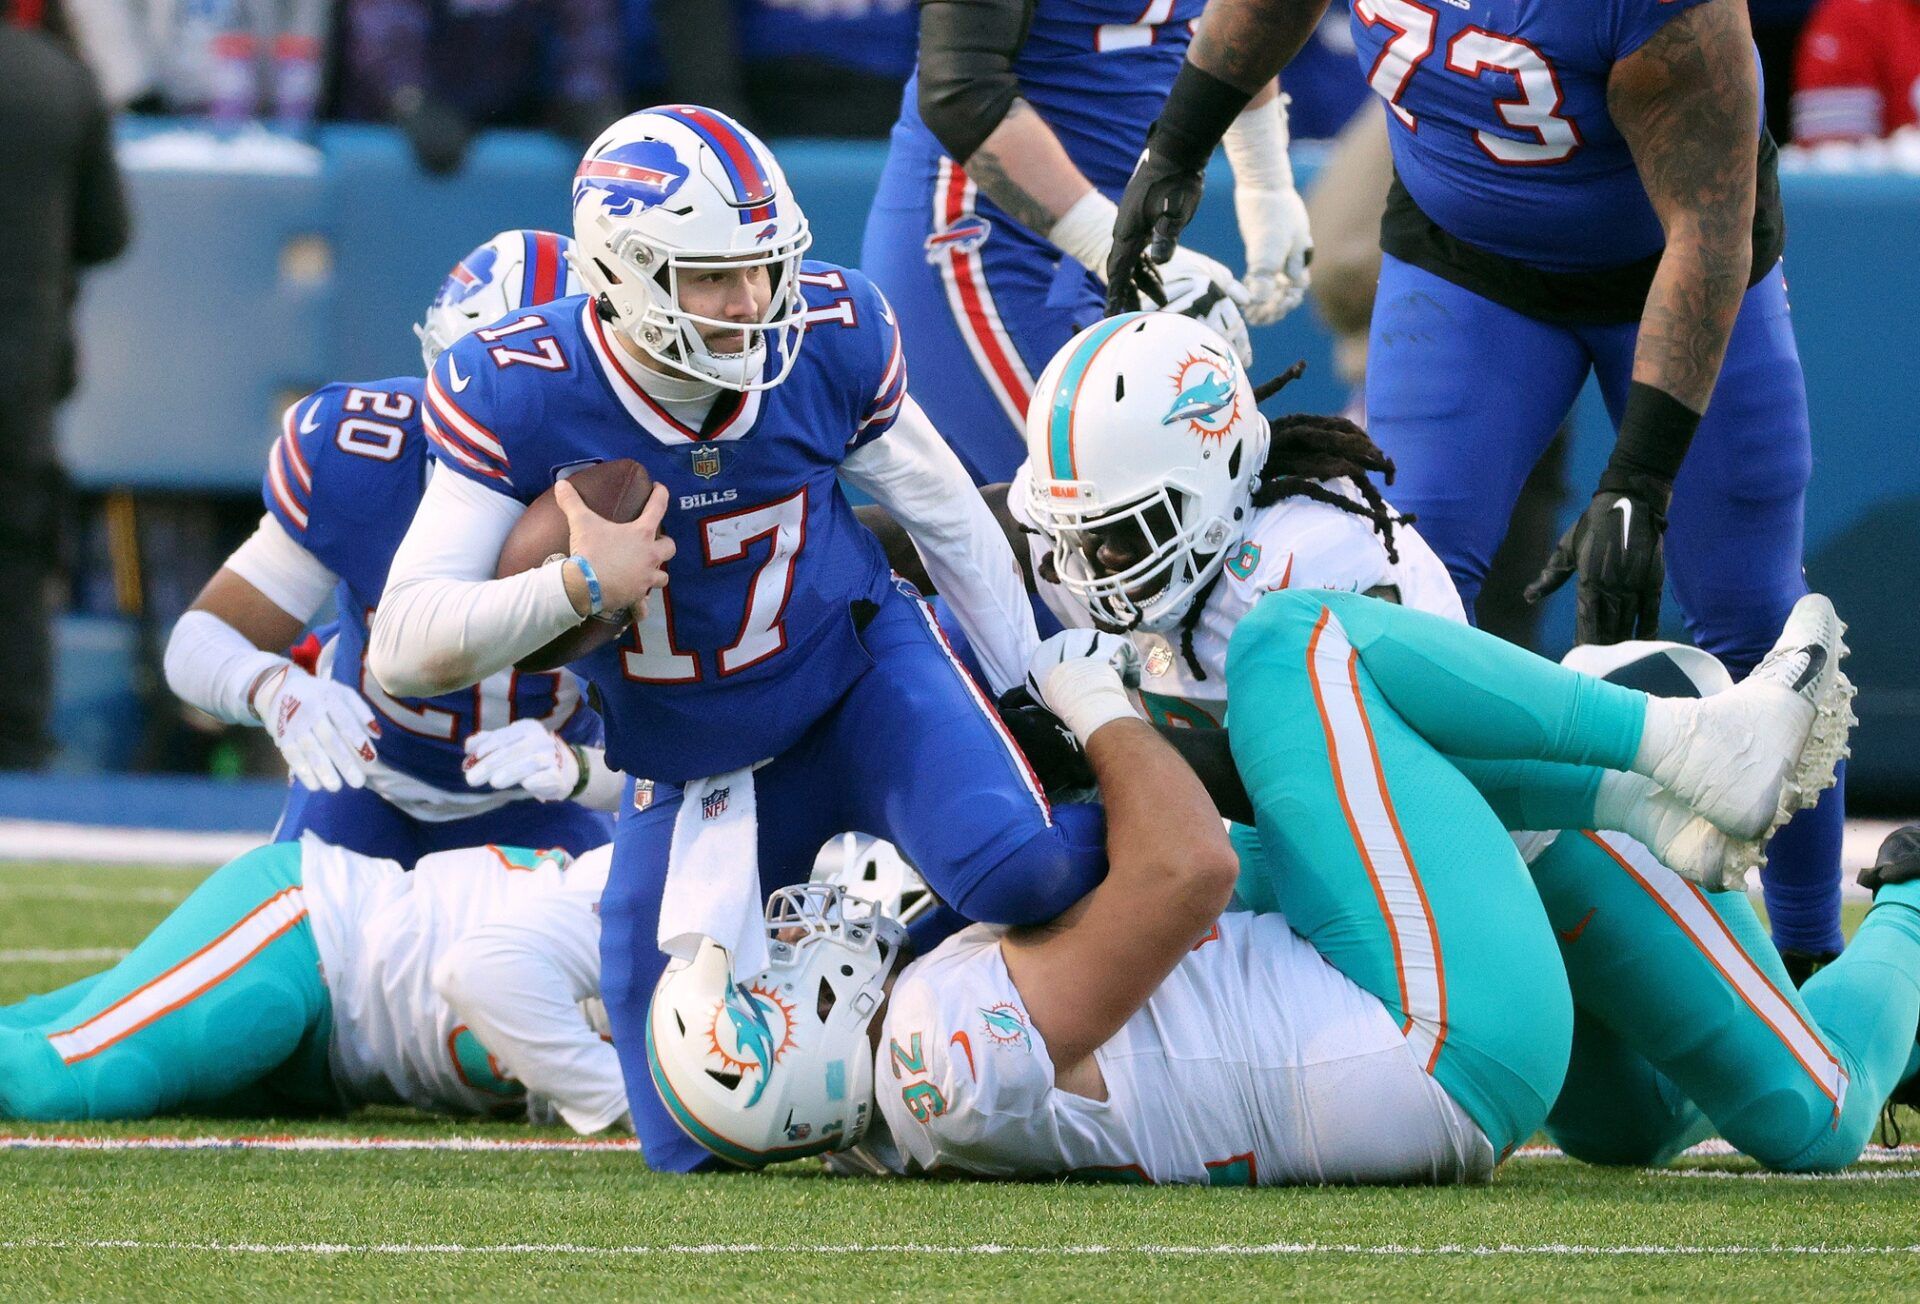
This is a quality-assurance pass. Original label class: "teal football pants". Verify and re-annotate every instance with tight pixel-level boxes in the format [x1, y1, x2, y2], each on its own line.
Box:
[1225, 590, 1650, 1158]
[1531, 830, 1920, 1172]
[0, 843, 338, 1120]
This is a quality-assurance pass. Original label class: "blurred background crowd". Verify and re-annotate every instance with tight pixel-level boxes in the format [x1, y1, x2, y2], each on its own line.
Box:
[13, 0, 1919, 157]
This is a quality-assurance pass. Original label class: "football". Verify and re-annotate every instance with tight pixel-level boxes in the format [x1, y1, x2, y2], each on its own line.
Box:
[495, 457, 655, 671]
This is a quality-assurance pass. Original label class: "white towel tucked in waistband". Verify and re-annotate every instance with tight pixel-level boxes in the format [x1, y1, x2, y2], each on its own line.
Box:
[658, 766, 767, 978]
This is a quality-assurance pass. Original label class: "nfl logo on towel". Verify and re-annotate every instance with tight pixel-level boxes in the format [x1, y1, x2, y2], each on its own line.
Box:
[691, 445, 722, 479]
[702, 786, 731, 820]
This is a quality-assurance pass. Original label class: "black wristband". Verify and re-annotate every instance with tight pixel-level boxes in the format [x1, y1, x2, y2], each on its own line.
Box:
[1148, 61, 1254, 171]
[1603, 381, 1701, 491]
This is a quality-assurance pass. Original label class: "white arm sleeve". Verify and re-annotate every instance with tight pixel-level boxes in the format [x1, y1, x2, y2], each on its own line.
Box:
[164, 517, 339, 726]
[223, 514, 339, 621]
[433, 893, 628, 1136]
[368, 466, 585, 699]
[841, 397, 1039, 694]
[163, 610, 290, 726]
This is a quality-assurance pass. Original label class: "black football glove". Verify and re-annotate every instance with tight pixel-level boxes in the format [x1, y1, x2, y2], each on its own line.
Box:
[1524, 471, 1670, 644]
[995, 686, 1095, 798]
[1860, 824, 1920, 896]
[1106, 146, 1204, 315]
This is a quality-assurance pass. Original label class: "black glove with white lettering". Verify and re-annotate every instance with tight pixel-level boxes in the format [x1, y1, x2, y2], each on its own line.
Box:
[1524, 471, 1670, 644]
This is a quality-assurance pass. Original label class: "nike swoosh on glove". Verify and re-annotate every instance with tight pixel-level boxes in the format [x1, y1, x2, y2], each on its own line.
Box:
[1525, 479, 1668, 644]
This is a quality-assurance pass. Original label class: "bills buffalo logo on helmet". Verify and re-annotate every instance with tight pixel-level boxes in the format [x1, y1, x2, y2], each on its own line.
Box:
[923, 215, 992, 263]
[433, 245, 500, 309]
[574, 140, 692, 218]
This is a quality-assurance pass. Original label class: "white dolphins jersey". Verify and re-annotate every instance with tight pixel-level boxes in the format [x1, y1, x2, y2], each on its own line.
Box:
[866, 915, 1492, 1186]
[1011, 467, 1466, 729]
[298, 835, 625, 1132]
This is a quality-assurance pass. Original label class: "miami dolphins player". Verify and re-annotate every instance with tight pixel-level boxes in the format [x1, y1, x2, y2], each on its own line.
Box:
[1104, 0, 1847, 974]
[163, 230, 617, 866]
[859, 0, 1315, 483]
[1011, 312, 1462, 732]
[0, 838, 626, 1133]
[651, 603, 1913, 1182]
[368, 107, 1100, 1173]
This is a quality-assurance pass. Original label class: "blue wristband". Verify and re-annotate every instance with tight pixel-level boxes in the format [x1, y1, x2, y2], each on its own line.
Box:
[569, 555, 604, 615]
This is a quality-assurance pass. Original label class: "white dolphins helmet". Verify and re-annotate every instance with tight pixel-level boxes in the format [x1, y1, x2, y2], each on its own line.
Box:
[1024, 312, 1270, 633]
[647, 884, 905, 1167]
[415, 229, 583, 369]
[571, 105, 813, 392]
[811, 834, 935, 925]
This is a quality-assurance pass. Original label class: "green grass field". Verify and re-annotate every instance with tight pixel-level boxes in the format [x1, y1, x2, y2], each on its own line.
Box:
[3, 859, 1917, 1301]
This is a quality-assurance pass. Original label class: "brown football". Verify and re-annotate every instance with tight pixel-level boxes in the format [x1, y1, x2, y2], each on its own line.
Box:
[496, 458, 654, 671]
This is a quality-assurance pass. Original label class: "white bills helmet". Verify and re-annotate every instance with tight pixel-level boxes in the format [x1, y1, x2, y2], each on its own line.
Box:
[647, 884, 905, 1167]
[571, 105, 812, 391]
[415, 229, 583, 369]
[1024, 312, 1270, 633]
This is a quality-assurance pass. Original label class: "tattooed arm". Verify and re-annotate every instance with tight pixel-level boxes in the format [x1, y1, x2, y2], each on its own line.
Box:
[1187, 0, 1329, 94]
[1521, 0, 1759, 643]
[917, 0, 1085, 237]
[1609, 0, 1759, 413]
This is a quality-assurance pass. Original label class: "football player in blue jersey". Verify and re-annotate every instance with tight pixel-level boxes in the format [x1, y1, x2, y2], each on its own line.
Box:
[1106, 0, 1848, 974]
[164, 230, 618, 866]
[858, 0, 1316, 485]
[368, 107, 1106, 1172]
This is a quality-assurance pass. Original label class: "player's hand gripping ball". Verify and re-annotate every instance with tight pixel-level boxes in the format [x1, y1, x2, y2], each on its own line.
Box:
[495, 458, 672, 671]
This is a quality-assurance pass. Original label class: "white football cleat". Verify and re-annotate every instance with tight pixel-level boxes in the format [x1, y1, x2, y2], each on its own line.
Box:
[1610, 774, 1767, 893]
[1644, 594, 1854, 841]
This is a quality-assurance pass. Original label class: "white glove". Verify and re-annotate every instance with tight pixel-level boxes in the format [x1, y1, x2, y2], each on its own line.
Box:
[254, 664, 379, 793]
[1234, 184, 1312, 325]
[1024, 630, 1143, 746]
[1155, 246, 1254, 367]
[464, 718, 581, 802]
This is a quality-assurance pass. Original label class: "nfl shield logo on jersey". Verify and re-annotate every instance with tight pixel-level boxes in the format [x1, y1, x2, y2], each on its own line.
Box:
[691, 445, 722, 479]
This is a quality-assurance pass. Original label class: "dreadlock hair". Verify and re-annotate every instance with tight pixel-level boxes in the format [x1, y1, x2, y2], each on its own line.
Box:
[1247, 361, 1409, 564]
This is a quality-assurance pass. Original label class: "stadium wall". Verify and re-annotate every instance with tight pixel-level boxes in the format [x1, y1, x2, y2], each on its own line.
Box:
[58, 122, 1920, 800]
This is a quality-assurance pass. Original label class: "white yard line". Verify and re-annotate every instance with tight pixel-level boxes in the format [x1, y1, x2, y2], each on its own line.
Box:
[2, 1239, 1919, 1258]
[0, 822, 261, 867]
[6, 1134, 1917, 1162]
[0, 948, 128, 965]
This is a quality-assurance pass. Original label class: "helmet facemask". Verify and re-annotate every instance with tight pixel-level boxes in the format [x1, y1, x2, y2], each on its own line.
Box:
[647, 884, 906, 1167]
[575, 227, 811, 392]
[1034, 473, 1237, 633]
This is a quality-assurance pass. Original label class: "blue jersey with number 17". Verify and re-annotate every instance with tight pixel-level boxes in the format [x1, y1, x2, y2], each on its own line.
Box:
[263, 379, 601, 794]
[422, 262, 910, 785]
[1351, 0, 1729, 272]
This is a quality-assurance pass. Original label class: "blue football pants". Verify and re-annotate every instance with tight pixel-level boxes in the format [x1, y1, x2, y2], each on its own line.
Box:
[600, 585, 1107, 1171]
[1366, 256, 1843, 956]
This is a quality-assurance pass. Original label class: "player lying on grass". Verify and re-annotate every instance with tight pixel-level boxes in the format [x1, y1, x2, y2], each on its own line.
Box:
[645, 589, 1918, 1181]
[0, 837, 625, 1133]
[164, 229, 618, 867]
